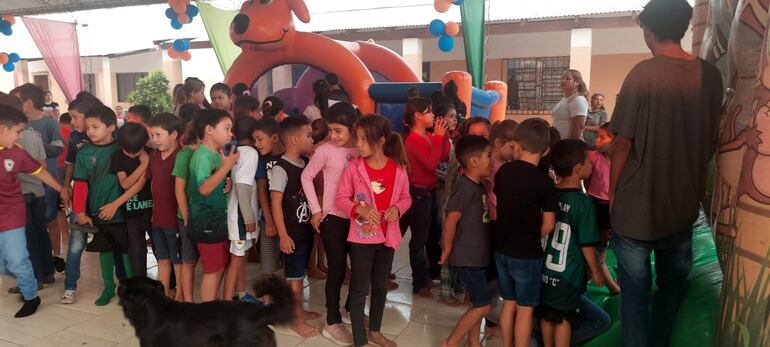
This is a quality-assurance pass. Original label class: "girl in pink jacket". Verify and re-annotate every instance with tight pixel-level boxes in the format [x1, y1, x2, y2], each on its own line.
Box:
[336, 114, 411, 347]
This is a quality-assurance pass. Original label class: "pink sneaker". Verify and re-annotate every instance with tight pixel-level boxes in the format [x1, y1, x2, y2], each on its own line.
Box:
[322, 323, 353, 345]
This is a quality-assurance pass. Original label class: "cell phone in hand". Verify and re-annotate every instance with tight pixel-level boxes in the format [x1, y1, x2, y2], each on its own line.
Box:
[224, 140, 239, 156]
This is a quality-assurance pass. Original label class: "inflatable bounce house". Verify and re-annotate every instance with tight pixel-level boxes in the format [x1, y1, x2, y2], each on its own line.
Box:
[222, 0, 507, 132]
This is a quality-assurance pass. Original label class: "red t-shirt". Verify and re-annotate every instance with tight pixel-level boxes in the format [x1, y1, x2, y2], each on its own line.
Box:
[57, 126, 71, 168]
[148, 146, 181, 228]
[364, 159, 396, 232]
[405, 132, 450, 188]
[0, 145, 43, 231]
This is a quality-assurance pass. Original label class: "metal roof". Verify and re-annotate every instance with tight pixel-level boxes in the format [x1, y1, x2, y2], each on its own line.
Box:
[0, 0, 166, 16]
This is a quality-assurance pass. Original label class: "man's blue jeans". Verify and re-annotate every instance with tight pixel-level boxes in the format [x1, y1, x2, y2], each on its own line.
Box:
[0, 227, 39, 300]
[571, 294, 612, 345]
[611, 231, 692, 347]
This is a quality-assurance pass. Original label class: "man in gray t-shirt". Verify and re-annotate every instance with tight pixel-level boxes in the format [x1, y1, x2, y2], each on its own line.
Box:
[607, 1, 723, 347]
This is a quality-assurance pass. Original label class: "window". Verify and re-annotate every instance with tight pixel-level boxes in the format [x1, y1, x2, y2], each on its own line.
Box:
[82, 73, 96, 95]
[506, 57, 570, 114]
[33, 74, 49, 91]
[116, 72, 147, 102]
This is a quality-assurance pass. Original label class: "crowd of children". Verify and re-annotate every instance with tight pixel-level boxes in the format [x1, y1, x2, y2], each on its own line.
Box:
[0, 78, 621, 347]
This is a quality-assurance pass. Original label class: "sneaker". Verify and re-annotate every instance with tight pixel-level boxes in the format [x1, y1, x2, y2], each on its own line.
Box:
[341, 310, 369, 326]
[52, 256, 66, 273]
[15, 296, 41, 318]
[60, 290, 76, 304]
[322, 323, 353, 345]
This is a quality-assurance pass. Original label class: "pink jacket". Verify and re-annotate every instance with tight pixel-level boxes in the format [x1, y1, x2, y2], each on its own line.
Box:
[335, 157, 412, 250]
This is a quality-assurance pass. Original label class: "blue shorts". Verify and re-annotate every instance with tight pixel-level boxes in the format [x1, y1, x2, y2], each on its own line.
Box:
[494, 252, 541, 306]
[453, 266, 491, 307]
[283, 238, 313, 280]
[151, 227, 181, 263]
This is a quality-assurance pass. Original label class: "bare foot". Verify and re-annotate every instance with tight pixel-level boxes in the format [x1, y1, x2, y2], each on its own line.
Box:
[291, 320, 319, 337]
[308, 268, 327, 279]
[442, 297, 461, 307]
[368, 331, 396, 347]
[485, 326, 502, 338]
[440, 339, 460, 347]
[301, 309, 321, 321]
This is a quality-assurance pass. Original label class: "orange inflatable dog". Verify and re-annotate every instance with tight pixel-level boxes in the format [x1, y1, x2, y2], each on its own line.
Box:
[224, 0, 420, 114]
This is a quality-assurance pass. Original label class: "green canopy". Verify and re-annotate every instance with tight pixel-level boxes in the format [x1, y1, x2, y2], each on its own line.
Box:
[197, 1, 240, 75]
[460, 0, 485, 88]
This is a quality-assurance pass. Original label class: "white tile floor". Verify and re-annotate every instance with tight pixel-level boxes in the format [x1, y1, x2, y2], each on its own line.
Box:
[0, 240, 503, 347]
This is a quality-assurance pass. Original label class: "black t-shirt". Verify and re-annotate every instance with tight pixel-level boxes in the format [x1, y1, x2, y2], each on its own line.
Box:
[493, 160, 558, 259]
[110, 148, 153, 217]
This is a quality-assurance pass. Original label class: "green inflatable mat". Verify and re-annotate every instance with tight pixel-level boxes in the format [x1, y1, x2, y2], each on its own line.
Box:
[583, 216, 722, 346]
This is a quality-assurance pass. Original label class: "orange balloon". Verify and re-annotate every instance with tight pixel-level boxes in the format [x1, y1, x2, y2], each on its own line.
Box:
[0, 54, 8, 65]
[169, 0, 187, 14]
[445, 21, 460, 36]
[168, 48, 181, 59]
[181, 51, 192, 61]
[178, 14, 190, 24]
[434, 0, 452, 13]
[3, 16, 15, 25]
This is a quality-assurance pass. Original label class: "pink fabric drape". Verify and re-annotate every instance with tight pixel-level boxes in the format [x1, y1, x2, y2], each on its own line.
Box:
[22, 17, 82, 102]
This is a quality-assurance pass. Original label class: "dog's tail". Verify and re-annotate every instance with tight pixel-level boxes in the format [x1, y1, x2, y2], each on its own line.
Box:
[252, 274, 296, 326]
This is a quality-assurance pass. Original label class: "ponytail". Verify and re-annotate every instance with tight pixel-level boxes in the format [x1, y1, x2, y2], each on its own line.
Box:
[358, 114, 409, 170]
[261, 96, 285, 119]
[566, 69, 590, 100]
[312, 79, 331, 118]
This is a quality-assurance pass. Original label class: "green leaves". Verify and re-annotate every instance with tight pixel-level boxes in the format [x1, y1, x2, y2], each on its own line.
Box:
[127, 71, 173, 115]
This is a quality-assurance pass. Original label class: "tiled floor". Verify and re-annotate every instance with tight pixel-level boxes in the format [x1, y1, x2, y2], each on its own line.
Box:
[0, 239, 502, 347]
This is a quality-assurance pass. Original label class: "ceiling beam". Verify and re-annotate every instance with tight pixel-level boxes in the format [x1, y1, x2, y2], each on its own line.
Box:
[0, 0, 166, 16]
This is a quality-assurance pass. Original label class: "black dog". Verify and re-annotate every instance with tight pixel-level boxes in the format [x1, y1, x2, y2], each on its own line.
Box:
[118, 275, 295, 347]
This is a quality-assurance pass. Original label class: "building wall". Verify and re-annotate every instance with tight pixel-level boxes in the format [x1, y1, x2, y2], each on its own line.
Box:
[590, 52, 652, 118]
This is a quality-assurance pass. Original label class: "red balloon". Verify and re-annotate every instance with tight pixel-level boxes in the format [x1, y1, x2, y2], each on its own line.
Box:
[181, 51, 192, 61]
[434, 0, 452, 13]
[168, 48, 181, 59]
[0, 53, 8, 65]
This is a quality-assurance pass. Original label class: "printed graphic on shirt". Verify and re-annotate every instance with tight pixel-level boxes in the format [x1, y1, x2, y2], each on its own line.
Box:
[371, 179, 386, 194]
[4, 159, 13, 172]
[482, 193, 490, 223]
[265, 159, 277, 181]
[353, 193, 382, 239]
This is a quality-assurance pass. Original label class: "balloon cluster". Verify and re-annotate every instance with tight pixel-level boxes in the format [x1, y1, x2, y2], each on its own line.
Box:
[168, 39, 192, 61]
[0, 15, 16, 36]
[165, 0, 199, 29]
[430, 0, 463, 52]
[0, 52, 20, 72]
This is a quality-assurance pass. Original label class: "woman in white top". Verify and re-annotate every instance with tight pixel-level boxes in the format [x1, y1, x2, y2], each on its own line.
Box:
[303, 79, 339, 121]
[551, 69, 589, 139]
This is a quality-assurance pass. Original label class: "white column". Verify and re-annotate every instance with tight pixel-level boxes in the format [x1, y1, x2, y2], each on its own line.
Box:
[570, 28, 593, 89]
[100, 57, 114, 107]
[402, 38, 423, 80]
[162, 48, 183, 94]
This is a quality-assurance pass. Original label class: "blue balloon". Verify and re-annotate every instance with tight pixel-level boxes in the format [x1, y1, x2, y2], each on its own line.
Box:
[0, 20, 9, 32]
[438, 35, 454, 52]
[173, 39, 189, 52]
[187, 4, 199, 18]
[2, 27, 12, 36]
[3, 63, 14, 72]
[8, 53, 19, 63]
[170, 18, 182, 30]
[165, 7, 176, 19]
[452, 0, 465, 5]
[429, 19, 445, 36]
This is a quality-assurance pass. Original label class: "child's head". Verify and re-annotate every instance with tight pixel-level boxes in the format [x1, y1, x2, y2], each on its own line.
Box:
[403, 97, 433, 131]
[181, 78, 206, 105]
[181, 112, 202, 146]
[148, 113, 182, 152]
[551, 139, 592, 180]
[117, 122, 149, 157]
[59, 112, 72, 129]
[325, 102, 360, 147]
[590, 93, 605, 111]
[324, 73, 339, 88]
[261, 96, 285, 119]
[233, 95, 260, 119]
[84, 106, 117, 144]
[44, 91, 53, 103]
[595, 123, 614, 153]
[489, 119, 518, 161]
[356, 114, 409, 168]
[232, 83, 250, 97]
[311, 118, 329, 144]
[252, 117, 280, 156]
[234, 114, 258, 144]
[511, 118, 551, 158]
[312, 79, 331, 115]
[432, 103, 457, 130]
[0, 104, 28, 148]
[177, 103, 199, 127]
[455, 135, 492, 178]
[459, 116, 491, 139]
[126, 105, 152, 127]
[68, 96, 103, 133]
[10, 83, 44, 114]
[196, 108, 233, 148]
[210, 83, 233, 111]
[278, 116, 313, 155]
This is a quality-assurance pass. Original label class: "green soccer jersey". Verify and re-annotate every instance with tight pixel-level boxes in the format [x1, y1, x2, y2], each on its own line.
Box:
[172, 146, 196, 219]
[188, 145, 228, 238]
[73, 142, 124, 224]
[541, 188, 599, 310]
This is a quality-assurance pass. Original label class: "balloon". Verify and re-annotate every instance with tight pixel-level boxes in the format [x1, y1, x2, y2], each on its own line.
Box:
[438, 35, 454, 52]
[178, 14, 190, 24]
[165, 7, 176, 19]
[452, 0, 465, 5]
[168, 48, 181, 59]
[0, 20, 9, 32]
[173, 39, 189, 52]
[170, 18, 182, 30]
[429, 19, 445, 36]
[8, 53, 19, 63]
[3, 63, 14, 72]
[186, 4, 199, 18]
[2, 16, 15, 25]
[445, 21, 460, 36]
[434, 0, 452, 13]
[0, 54, 8, 65]
[2, 27, 12, 36]
[180, 51, 191, 61]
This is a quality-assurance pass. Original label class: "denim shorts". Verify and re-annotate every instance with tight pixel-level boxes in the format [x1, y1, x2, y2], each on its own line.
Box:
[283, 238, 313, 280]
[453, 266, 491, 307]
[494, 252, 541, 306]
[178, 219, 199, 264]
[151, 227, 181, 263]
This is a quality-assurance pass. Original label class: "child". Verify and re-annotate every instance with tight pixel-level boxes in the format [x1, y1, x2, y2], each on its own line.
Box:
[403, 97, 451, 297]
[53, 112, 72, 267]
[223, 116, 260, 302]
[585, 124, 620, 294]
[261, 96, 288, 122]
[439, 135, 494, 347]
[252, 117, 283, 274]
[110, 123, 152, 277]
[72, 106, 139, 306]
[210, 82, 233, 114]
[172, 116, 202, 303]
[307, 117, 329, 280]
[0, 105, 69, 317]
[234, 95, 260, 119]
[126, 105, 152, 130]
[487, 120, 518, 221]
[301, 102, 359, 344]
[187, 109, 238, 302]
[493, 118, 557, 347]
[148, 113, 183, 299]
[539, 139, 606, 347]
[270, 116, 319, 337]
[336, 114, 411, 347]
